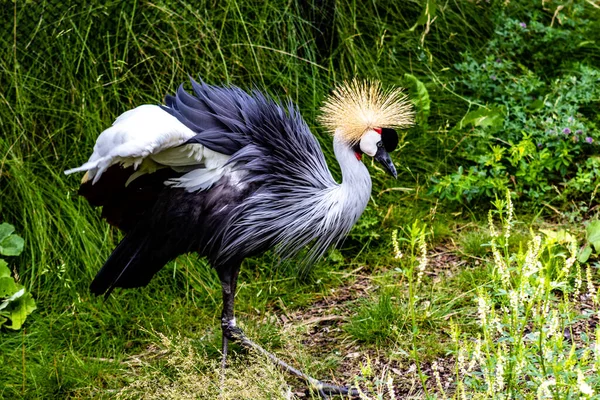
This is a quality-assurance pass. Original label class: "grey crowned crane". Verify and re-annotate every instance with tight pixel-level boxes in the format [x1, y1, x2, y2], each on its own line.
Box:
[65, 78, 413, 397]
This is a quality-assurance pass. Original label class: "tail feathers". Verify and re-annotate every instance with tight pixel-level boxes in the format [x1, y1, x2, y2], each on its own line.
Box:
[90, 233, 172, 299]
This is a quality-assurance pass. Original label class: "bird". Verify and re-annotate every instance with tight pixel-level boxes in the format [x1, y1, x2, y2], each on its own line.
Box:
[65, 78, 413, 397]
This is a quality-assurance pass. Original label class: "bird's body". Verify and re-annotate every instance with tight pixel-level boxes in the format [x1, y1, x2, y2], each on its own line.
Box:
[66, 78, 412, 396]
[71, 82, 372, 295]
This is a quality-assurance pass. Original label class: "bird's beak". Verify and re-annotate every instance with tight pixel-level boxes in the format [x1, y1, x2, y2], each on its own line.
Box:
[374, 147, 397, 178]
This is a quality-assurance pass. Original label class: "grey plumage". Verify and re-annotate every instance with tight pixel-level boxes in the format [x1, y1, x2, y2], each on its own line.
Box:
[159, 79, 369, 269]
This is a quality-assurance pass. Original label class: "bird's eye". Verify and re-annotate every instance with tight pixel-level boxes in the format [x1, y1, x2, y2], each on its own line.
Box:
[377, 141, 383, 148]
[381, 128, 399, 152]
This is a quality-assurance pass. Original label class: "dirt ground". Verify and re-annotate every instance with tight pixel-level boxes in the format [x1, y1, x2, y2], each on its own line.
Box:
[281, 247, 465, 398]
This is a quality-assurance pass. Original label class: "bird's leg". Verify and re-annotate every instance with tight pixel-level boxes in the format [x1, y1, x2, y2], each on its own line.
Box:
[218, 265, 359, 398]
[220, 265, 240, 371]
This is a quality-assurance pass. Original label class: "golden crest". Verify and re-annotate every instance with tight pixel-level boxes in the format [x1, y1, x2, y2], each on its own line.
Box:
[319, 79, 414, 144]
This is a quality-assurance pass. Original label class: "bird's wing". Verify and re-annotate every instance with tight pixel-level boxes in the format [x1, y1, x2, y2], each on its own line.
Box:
[161, 80, 252, 155]
[164, 79, 334, 190]
[67, 78, 353, 271]
[64, 104, 236, 191]
[66, 79, 336, 202]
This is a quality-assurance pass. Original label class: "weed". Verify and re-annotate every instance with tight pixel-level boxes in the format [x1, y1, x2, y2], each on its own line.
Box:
[117, 332, 291, 400]
[450, 192, 600, 398]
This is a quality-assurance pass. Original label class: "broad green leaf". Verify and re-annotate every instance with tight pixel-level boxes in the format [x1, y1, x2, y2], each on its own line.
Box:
[0, 223, 15, 243]
[0, 314, 7, 328]
[539, 229, 575, 244]
[586, 220, 600, 252]
[578, 245, 593, 263]
[0, 288, 25, 311]
[403, 73, 430, 126]
[0, 234, 24, 256]
[540, 229, 556, 240]
[0, 260, 9, 278]
[459, 106, 505, 131]
[0, 277, 19, 298]
[4, 292, 36, 330]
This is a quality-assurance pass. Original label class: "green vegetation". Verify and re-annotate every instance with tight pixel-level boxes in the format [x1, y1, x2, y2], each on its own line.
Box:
[2, 0, 600, 398]
[449, 194, 600, 398]
[0, 223, 36, 330]
[431, 6, 600, 204]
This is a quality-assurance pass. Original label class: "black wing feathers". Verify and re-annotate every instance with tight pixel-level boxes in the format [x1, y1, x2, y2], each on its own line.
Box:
[79, 165, 180, 232]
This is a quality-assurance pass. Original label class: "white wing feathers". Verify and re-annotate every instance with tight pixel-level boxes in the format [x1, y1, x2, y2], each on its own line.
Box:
[65, 105, 234, 191]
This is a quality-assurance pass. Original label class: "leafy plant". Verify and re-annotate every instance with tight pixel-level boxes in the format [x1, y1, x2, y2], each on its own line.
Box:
[578, 220, 600, 263]
[403, 73, 431, 128]
[431, 2, 600, 206]
[451, 192, 600, 398]
[0, 223, 36, 330]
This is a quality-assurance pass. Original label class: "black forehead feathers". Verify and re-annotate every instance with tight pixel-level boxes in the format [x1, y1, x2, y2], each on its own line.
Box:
[381, 128, 398, 152]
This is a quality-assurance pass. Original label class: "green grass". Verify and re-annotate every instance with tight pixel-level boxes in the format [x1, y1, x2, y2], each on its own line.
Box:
[2, 1, 600, 399]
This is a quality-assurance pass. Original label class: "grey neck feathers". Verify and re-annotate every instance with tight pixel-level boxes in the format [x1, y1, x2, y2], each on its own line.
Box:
[286, 134, 371, 266]
[213, 133, 373, 269]
[272, 135, 372, 267]
[332, 134, 372, 222]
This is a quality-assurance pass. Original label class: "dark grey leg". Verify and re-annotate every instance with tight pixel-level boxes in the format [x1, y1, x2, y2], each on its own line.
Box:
[218, 263, 359, 398]
[220, 265, 239, 371]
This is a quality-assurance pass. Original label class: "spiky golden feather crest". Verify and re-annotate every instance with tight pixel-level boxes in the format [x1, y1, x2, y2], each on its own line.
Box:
[319, 79, 414, 144]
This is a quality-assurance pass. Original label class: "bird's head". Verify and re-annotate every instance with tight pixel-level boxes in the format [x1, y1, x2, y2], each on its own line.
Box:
[319, 79, 414, 178]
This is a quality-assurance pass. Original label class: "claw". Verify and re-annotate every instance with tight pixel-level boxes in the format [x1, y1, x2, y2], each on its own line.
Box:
[311, 381, 355, 399]
[318, 381, 361, 398]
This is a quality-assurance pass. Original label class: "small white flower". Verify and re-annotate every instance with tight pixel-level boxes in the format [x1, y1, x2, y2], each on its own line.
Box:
[488, 210, 498, 238]
[469, 339, 482, 372]
[416, 232, 427, 286]
[577, 369, 594, 397]
[562, 240, 577, 277]
[391, 229, 403, 260]
[575, 263, 583, 298]
[509, 290, 520, 314]
[494, 344, 506, 392]
[457, 347, 467, 376]
[595, 325, 600, 372]
[536, 378, 556, 399]
[477, 295, 490, 326]
[523, 236, 542, 277]
[431, 360, 446, 396]
[545, 310, 560, 339]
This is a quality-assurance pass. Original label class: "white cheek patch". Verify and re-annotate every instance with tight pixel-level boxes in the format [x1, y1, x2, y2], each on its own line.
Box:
[359, 130, 381, 157]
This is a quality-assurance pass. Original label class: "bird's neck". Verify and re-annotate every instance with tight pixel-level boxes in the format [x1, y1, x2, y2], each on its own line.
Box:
[333, 133, 372, 217]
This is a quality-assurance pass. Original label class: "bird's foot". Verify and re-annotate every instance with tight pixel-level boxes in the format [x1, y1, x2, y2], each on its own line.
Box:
[221, 318, 360, 398]
[308, 380, 361, 399]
